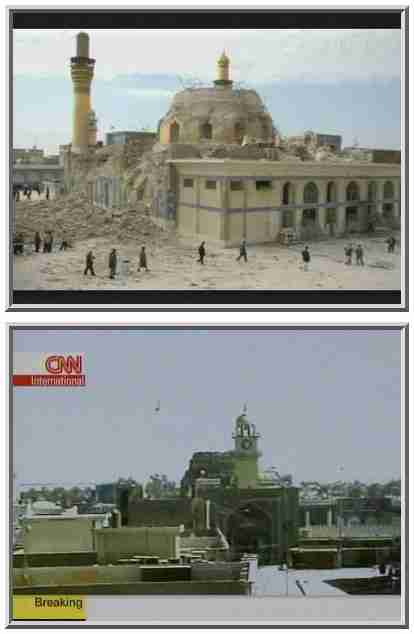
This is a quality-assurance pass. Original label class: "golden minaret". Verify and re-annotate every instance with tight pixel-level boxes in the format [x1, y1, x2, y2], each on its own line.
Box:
[214, 50, 233, 88]
[70, 32, 95, 153]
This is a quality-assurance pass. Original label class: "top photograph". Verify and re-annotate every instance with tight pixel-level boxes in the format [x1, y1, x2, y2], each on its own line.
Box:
[8, 10, 406, 309]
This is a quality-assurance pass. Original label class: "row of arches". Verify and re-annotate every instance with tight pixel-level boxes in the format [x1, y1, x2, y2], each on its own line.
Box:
[168, 118, 271, 144]
[281, 180, 397, 206]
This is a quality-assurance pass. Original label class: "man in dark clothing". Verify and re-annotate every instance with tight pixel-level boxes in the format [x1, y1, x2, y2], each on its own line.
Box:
[27, 189, 32, 200]
[356, 244, 364, 266]
[84, 250, 96, 276]
[109, 249, 117, 279]
[43, 231, 50, 253]
[197, 241, 206, 264]
[387, 236, 396, 253]
[60, 233, 69, 251]
[301, 245, 311, 271]
[345, 244, 353, 265]
[46, 187, 50, 201]
[137, 246, 149, 272]
[236, 239, 248, 263]
[34, 231, 41, 253]
[48, 231, 54, 253]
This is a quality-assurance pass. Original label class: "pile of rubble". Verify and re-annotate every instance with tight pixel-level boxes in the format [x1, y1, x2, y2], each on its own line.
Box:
[14, 194, 173, 246]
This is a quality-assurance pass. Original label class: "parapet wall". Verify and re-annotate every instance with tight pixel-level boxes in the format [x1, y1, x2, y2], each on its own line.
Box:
[95, 527, 181, 564]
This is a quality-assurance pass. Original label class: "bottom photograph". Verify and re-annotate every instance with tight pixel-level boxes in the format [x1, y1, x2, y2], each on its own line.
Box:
[9, 326, 405, 625]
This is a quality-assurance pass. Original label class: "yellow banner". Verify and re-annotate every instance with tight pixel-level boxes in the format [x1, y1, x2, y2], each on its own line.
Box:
[13, 595, 87, 621]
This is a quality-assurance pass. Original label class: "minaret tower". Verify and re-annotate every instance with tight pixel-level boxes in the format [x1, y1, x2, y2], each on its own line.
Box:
[214, 50, 233, 88]
[232, 405, 261, 488]
[70, 32, 95, 154]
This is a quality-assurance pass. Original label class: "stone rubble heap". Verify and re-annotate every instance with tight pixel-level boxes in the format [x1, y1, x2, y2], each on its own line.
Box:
[14, 194, 172, 246]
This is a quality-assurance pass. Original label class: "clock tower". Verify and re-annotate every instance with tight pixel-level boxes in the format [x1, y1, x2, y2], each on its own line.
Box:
[232, 406, 261, 488]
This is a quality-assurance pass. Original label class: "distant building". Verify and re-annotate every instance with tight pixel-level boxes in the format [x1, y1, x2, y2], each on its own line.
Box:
[105, 130, 157, 146]
[13, 146, 44, 164]
[180, 408, 299, 564]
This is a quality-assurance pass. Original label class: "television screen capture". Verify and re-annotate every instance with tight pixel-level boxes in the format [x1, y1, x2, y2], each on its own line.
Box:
[11, 27, 402, 298]
[10, 327, 404, 624]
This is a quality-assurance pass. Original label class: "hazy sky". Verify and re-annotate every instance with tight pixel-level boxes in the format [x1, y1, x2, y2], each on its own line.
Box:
[12, 29, 401, 151]
[14, 29, 401, 83]
[13, 328, 402, 490]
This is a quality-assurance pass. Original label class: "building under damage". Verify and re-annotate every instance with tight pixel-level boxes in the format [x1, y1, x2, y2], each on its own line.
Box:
[64, 32, 401, 246]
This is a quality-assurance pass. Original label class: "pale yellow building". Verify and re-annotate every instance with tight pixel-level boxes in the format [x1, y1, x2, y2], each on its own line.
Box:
[169, 159, 401, 246]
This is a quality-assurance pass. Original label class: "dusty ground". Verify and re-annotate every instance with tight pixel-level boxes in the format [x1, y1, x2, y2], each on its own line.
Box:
[13, 196, 401, 291]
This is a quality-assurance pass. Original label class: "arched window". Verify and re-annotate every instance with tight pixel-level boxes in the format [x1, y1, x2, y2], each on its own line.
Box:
[327, 181, 336, 203]
[200, 122, 212, 140]
[368, 182, 377, 201]
[170, 121, 180, 143]
[303, 182, 319, 204]
[234, 122, 245, 144]
[384, 181, 394, 199]
[346, 181, 360, 201]
[282, 182, 294, 205]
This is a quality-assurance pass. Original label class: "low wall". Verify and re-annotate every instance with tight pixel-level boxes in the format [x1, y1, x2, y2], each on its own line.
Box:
[14, 563, 250, 595]
[14, 580, 249, 595]
[290, 548, 338, 570]
[191, 562, 243, 581]
[95, 527, 180, 564]
[22, 517, 98, 554]
[14, 552, 97, 568]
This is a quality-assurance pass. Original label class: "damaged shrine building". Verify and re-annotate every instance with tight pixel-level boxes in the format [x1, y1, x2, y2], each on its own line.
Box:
[64, 32, 401, 247]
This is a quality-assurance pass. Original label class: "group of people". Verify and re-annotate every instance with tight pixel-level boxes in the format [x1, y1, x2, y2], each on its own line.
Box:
[344, 243, 365, 266]
[13, 185, 50, 202]
[84, 246, 150, 279]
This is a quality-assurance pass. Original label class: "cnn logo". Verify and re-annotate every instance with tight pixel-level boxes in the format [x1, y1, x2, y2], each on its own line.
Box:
[45, 355, 83, 375]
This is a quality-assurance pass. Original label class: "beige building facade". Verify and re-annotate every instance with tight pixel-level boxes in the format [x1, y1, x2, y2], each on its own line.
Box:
[170, 159, 401, 246]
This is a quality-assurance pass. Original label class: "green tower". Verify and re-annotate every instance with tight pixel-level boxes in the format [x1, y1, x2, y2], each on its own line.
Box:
[232, 406, 261, 489]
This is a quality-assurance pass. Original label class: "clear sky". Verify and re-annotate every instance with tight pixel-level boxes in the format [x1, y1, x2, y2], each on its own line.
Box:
[13, 328, 402, 489]
[13, 29, 401, 151]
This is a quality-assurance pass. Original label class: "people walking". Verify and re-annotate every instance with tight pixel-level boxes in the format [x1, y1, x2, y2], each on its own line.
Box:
[345, 243, 353, 265]
[236, 239, 248, 263]
[34, 231, 41, 253]
[84, 250, 96, 276]
[60, 233, 69, 251]
[356, 244, 364, 266]
[109, 248, 117, 279]
[301, 245, 311, 271]
[43, 231, 51, 253]
[137, 246, 149, 272]
[197, 241, 206, 264]
[46, 187, 50, 201]
[386, 236, 396, 253]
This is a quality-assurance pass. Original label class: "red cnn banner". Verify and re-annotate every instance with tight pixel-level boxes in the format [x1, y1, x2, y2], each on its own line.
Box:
[13, 354, 86, 387]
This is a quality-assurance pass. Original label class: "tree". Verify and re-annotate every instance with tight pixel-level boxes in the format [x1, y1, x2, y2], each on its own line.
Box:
[145, 474, 178, 499]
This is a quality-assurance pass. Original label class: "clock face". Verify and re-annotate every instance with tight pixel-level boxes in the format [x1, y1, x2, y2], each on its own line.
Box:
[242, 438, 252, 450]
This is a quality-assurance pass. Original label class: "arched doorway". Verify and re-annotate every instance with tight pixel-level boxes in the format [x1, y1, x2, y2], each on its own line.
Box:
[234, 122, 245, 145]
[282, 182, 295, 228]
[302, 182, 319, 239]
[326, 181, 337, 236]
[200, 122, 212, 141]
[170, 121, 180, 143]
[367, 182, 377, 231]
[345, 181, 360, 233]
[226, 503, 273, 564]
[383, 181, 395, 225]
